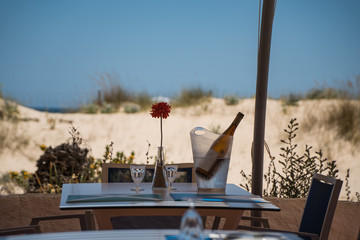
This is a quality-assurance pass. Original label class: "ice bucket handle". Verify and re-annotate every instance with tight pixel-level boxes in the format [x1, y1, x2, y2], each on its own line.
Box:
[190, 127, 217, 138]
[190, 127, 225, 159]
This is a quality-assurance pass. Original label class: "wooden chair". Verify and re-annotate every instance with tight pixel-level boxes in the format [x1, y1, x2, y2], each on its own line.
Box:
[101, 163, 196, 183]
[237, 173, 343, 240]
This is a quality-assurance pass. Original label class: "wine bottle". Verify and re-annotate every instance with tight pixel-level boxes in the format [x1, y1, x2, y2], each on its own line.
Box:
[195, 112, 244, 179]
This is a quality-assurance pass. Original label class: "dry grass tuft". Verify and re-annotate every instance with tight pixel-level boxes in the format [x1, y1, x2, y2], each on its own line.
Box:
[302, 76, 360, 144]
[170, 87, 212, 107]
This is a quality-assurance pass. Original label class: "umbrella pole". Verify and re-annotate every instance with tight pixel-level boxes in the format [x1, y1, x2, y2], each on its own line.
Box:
[251, 0, 276, 226]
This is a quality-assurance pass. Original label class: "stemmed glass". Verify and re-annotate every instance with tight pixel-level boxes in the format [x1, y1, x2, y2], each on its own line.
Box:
[164, 164, 178, 190]
[179, 200, 204, 240]
[130, 164, 146, 192]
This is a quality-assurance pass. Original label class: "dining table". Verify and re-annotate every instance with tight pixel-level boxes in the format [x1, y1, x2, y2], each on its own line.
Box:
[0, 229, 302, 240]
[60, 182, 280, 231]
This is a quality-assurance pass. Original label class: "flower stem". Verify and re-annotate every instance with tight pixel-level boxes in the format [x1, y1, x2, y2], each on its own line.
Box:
[160, 117, 163, 148]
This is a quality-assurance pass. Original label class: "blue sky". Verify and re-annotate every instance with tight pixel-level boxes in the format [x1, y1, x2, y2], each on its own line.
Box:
[0, 0, 359, 108]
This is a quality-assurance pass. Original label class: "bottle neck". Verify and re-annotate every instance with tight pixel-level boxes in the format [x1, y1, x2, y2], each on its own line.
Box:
[223, 112, 244, 136]
[223, 124, 237, 136]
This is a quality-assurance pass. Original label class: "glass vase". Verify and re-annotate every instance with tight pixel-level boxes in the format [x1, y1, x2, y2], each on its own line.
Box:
[152, 146, 167, 189]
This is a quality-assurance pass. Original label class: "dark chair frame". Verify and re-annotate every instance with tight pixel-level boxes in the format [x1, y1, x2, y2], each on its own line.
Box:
[101, 162, 196, 183]
[0, 225, 40, 236]
[30, 210, 96, 231]
[237, 173, 343, 240]
[0, 211, 95, 237]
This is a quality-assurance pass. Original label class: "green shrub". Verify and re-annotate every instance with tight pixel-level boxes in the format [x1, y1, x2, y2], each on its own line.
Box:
[282, 93, 301, 106]
[240, 118, 343, 198]
[5, 127, 137, 194]
[81, 103, 99, 114]
[171, 87, 212, 107]
[0, 172, 26, 194]
[123, 103, 141, 113]
[305, 76, 360, 100]
[210, 124, 221, 134]
[86, 72, 155, 113]
[103, 84, 130, 107]
[0, 99, 19, 121]
[100, 102, 117, 113]
[102, 141, 135, 164]
[27, 125, 94, 193]
[305, 87, 341, 99]
[280, 93, 301, 114]
[91, 72, 132, 109]
[224, 95, 239, 105]
[135, 92, 153, 110]
[8, 170, 31, 190]
[0, 99, 29, 152]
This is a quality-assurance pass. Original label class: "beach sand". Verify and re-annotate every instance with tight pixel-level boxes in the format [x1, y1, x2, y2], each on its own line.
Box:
[1, 98, 359, 199]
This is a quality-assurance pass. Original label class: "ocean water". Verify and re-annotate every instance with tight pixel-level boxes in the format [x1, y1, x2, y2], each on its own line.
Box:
[30, 106, 77, 113]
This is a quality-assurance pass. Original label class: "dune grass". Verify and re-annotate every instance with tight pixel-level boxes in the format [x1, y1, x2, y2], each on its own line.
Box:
[0, 98, 30, 152]
[84, 72, 153, 113]
[90, 72, 360, 146]
[84, 73, 214, 112]
[170, 87, 212, 107]
[301, 76, 360, 144]
[224, 94, 240, 106]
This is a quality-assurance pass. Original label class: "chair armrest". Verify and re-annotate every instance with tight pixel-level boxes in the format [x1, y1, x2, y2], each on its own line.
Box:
[236, 225, 319, 240]
[30, 214, 84, 224]
[30, 211, 95, 231]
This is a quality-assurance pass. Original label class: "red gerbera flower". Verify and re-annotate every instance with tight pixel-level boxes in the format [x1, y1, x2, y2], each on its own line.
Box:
[150, 102, 171, 148]
[150, 102, 171, 119]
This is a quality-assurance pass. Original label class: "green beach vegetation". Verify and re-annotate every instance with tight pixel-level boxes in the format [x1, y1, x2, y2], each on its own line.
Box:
[240, 118, 359, 201]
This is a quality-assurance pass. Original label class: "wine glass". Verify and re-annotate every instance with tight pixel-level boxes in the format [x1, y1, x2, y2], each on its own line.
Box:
[179, 200, 204, 240]
[164, 164, 178, 190]
[130, 164, 146, 192]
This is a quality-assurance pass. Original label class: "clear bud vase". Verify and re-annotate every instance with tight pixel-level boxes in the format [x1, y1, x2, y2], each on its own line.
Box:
[152, 146, 167, 189]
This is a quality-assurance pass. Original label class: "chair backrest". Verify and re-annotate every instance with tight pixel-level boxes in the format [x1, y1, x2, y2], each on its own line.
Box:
[101, 163, 195, 183]
[298, 173, 343, 240]
[100, 163, 196, 229]
[30, 211, 96, 231]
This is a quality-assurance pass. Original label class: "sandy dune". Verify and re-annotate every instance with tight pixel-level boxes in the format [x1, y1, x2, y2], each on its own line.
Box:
[1, 98, 359, 199]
